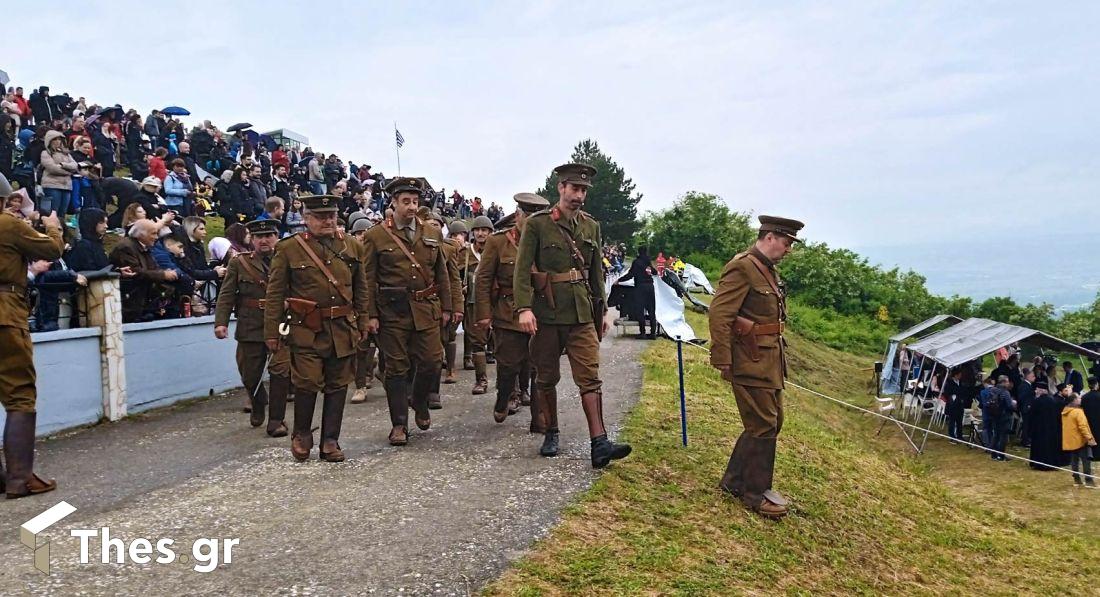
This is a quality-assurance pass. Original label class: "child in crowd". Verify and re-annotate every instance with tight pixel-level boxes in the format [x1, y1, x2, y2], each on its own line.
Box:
[1061, 392, 1097, 488]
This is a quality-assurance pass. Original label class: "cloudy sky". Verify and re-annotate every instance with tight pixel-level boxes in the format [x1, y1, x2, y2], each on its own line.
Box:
[7, 1, 1098, 248]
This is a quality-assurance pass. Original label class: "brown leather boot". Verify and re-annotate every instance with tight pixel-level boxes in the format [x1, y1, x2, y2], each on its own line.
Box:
[472, 353, 488, 395]
[385, 377, 410, 443]
[412, 363, 439, 430]
[266, 374, 290, 437]
[443, 342, 457, 384]
[249, 382, 268, 428]
[290, 389, 317, 461]
[4, 412, 56, 499]
[739, 437, 787, 520]
[319, 388, 347, 462]
[388, 426, 408, 446]
[718, 434, 748, 497]
[493, 369, 515, 423]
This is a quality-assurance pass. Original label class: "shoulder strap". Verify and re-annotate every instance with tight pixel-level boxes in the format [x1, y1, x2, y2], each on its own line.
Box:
[379, 219, 426, 271]
[234, 254, 266, 287]
[554, 220, 587, 269]
[292, 234, 354, 304]
[745, 253, 781, 296]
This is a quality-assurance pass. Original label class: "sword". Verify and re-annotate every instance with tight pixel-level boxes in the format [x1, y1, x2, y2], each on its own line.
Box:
[254, 322, 291, 398]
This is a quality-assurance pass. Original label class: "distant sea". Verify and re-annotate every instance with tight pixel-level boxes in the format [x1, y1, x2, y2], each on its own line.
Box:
[855, 233, 1100, 314]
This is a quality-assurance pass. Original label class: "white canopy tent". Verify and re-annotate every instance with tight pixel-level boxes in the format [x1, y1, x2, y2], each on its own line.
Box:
[880, 314, 964, 395]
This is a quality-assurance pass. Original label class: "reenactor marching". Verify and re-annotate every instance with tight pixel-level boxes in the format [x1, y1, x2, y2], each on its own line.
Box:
[457, 215, 494, 395]
[513, 163, 632, 468]
[347, 215, 377, 404]
[441, 220, 468, 386]
[361, 177, 453, 446]
[264, 195, 369, 462]
[213, 219, 293, 437]
[476, 192, 548, 425]
[421, 209, 462, 410]
[0, 205, 62, 498]
[708, 215, 804, 520]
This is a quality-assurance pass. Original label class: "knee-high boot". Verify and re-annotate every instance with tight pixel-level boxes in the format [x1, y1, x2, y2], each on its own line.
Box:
[266, 374, 290, 437]
[291, 389, 317, 461]
[249, 382, 268, 428]
[412, 363, 439, 430]
[4, 412, 57, 498]
[581, 391, 632, 469]
[493, 366, 516, 423]
[472, 353, 488, 394]
[538, 387, 560, 456]
[319, 388, 348, 462]
[443, 342, 457, 384]
[385, 377, 409, 445]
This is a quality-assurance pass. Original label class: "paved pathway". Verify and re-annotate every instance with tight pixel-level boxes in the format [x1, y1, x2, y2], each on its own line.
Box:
[0, 328, 643, 595]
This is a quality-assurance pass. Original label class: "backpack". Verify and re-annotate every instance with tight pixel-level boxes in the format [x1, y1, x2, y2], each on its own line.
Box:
[984, 388, 1002, 418]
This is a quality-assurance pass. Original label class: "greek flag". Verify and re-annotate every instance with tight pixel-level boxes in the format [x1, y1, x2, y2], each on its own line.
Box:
[395, 128, 405, 148]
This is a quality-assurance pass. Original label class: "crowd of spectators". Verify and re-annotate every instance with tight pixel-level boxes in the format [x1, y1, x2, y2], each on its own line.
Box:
[902, 347, 1100, 487]
[0, 81, 532, 331]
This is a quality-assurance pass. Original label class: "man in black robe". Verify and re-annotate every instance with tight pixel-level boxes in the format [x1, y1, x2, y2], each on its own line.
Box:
[1016, 369, 1036, 447]
[1082, 377, 1100, 462]
[1028, 386, 1061, 471]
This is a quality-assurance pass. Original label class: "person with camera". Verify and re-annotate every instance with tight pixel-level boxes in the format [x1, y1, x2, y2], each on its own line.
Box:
[0, 203, 63, 497]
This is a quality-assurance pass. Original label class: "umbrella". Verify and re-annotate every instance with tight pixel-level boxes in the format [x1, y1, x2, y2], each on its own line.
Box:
[227, 122, 252, 132]
[95, 105, 124, 121]
[162, 106, 190, 116]
[0, 69, 9, 87]
[84, 114, 101, 127]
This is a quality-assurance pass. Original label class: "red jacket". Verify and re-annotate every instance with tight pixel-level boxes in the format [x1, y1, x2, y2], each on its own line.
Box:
[272, 150, 289, 169]
[149, 156, 168, 181]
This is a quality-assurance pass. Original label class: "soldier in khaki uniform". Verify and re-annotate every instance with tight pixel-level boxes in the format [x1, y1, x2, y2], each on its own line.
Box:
[264, 195, 370, 462]
[361, 178, 453, 446]
[347, 217, 378, 404]
[457, 215, 493, 394]
[214, 219, 293, 436]
[0, 206, 62, 498]
[476, 192, 548, 425]
[514, 163, 632, 468]
[708, 215, 803, 520]
[440, 220, 467, 385]
[421, 209, 463, 409]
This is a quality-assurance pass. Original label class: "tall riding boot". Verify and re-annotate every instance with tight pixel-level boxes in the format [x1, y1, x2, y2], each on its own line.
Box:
[412, 363, 439, 430]
[443, 341, 457, 384]
[529, 385, 545, 434]
[493, 368, 516, 423]
[291, 389, 318, 461]
[4, 411, 57, 498]
[384, 377, 410, 445]
[538, 387, 560, 456]
[472, 353, 489, 395]
[319, 388, 348, 462]
[266, 374, 290, 437]
[582, 391, 632, 469]
[719, 433, 749, 497]
[740, 437, 787, 519]
[428, 355, 444, 410]
[249, 382, 268, 428]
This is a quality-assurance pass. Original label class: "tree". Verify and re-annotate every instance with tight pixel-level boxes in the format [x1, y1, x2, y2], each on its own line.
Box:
[635, 191, 755, 266]
[536, 139, 642, 243]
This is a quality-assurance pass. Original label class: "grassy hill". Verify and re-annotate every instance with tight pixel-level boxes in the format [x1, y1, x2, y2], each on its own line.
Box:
[485, 309, 1100, 595]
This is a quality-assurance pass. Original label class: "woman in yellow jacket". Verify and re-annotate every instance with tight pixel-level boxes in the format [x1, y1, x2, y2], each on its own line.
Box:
[1062, 393, 1097, 488]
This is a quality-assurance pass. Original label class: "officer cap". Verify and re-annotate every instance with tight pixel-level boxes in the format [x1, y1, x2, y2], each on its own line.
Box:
[244, 219, 280, 236]
[350, 218, 372, 233]
[384, 176, 426, 196]
[514, 192, 550, 213]
[553, 162, 597, 187]
[472, 215, 494, 231]
[448, 220, 468, 236]
[758, 215, 805, 243]
[302, 194, 341, 213]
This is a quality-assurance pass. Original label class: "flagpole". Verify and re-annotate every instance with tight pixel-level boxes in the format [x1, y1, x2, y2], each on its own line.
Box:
[394, 122, 401, 176]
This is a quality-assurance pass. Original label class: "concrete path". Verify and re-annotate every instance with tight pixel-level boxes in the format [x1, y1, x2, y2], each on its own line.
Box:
[0, 327, 644, 595]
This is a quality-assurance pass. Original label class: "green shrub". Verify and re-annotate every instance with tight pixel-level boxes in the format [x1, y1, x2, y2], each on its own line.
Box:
[786, 301, 891, 356]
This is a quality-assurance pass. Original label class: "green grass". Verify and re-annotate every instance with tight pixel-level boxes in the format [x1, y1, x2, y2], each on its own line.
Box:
[484, 309, 1100, 595]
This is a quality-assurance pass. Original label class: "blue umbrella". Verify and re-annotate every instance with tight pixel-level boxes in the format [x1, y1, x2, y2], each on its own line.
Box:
[162, 106, 191, 116]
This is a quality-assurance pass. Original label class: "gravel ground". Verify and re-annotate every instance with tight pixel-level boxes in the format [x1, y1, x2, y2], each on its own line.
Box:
[0, 327, 643, 595]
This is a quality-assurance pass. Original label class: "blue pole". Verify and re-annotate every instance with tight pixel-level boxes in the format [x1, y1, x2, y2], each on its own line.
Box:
[677, 336, 687, 446]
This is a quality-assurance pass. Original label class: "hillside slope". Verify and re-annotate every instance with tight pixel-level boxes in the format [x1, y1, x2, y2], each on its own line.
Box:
[486, 310, 1100, 595]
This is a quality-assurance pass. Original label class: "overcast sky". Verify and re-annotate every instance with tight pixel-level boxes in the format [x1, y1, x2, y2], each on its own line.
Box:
[6, 1, 1098, 248]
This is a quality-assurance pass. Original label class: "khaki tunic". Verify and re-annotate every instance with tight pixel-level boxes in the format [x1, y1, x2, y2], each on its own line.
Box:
[513, 208, 604, 325]
[440, 237, 463, 343]
[213, 251, 291, 380]
[264, 232, 369, 392]
[0, 214, 63, 412]
[361, 217, 452, 331]
[707, 247, 787, 390]
[475, 227, 522, 332]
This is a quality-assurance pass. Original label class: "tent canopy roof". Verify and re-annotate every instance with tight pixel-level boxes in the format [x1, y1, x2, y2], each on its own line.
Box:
[906, 317, 1100, 368]
[890, 314, 963, 343]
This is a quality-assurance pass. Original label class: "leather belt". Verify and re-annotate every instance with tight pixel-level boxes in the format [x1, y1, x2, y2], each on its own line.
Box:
[412, 285, 438, 301]
[548, 269, 585, 284]
[242, 298, 266, 310]
[321, 305, 355, 318]
[753, 322, 784, 336]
